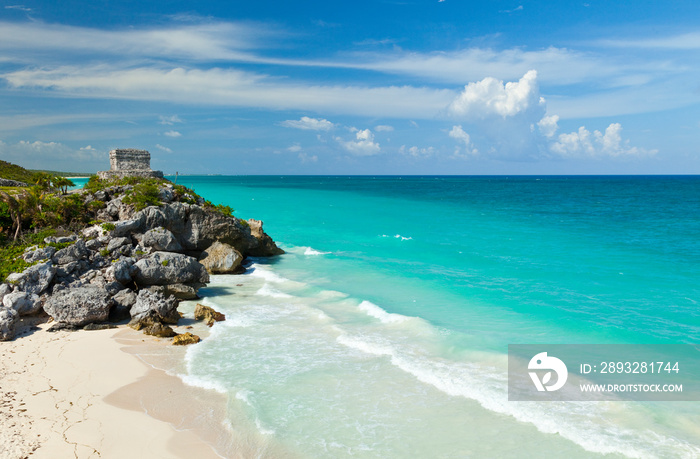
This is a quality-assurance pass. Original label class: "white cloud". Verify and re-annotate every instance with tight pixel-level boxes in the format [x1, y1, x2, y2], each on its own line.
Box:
[281, 116, 335, 131]
[159, 115, 183, 125]
[0, 139, 102, 170]
[287, 144, 302, 152]
[375, 125, 394, 132]
[447, 70, 545, 120]
[5, 5, 32, 12]
[163, 130, 182, 137]
[598, 32, 700, 50]
[448, 125, 478, 156]
[537, 115, 559, 138]
[551, 123, 656, 158]
[336, 129, 381, 156]
[155, 144, 172, 153]
[399, 145, 436, 158]
[298, 152, 318, 163]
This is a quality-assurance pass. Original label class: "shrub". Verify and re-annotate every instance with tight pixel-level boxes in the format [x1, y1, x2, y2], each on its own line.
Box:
[122, 180, 161, 210]
[101, 222, 116, 231]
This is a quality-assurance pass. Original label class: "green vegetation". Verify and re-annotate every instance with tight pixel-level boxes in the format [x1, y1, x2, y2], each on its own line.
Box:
[101, 222, 116, 231]
[161, 259, 169, 267]
[0, 228, 58, 282]
[100, 248, 110, 257]
[122, 180, 161, 211]
[0, 159, 39, 183]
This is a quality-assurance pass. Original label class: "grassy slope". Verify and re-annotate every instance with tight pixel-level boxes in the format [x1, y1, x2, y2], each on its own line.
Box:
[0, 160, 38, 183]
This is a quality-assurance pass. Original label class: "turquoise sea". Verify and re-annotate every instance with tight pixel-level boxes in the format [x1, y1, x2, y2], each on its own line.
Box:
[89, 176, 700, 457]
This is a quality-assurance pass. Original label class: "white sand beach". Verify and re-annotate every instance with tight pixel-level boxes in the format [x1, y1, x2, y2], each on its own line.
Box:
[0, 320, 223, 459]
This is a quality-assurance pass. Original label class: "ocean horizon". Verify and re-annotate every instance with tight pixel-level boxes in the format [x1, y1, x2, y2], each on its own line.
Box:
[79, 175, 700, 457]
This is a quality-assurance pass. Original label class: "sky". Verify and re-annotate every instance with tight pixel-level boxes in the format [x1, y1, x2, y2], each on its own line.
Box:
[0, 1, 699, 175]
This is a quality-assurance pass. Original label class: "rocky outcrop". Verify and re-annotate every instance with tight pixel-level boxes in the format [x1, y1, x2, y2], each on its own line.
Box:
[198, 242, 243, 274]
[247, 219, 285, 257]
[43, 286, 114, 326]
[0, 174, 282, 341]
[194, 303, 225, 327]
[0, 178, 28, 187]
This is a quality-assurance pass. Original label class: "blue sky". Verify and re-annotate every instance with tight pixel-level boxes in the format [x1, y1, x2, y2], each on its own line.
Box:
[0, 1, 699, 174]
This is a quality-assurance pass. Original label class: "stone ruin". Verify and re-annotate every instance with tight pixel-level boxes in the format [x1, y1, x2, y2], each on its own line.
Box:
[97, 149, 164, 180]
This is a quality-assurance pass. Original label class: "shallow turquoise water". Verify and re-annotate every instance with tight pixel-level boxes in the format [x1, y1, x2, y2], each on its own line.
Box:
[109, 176, 700, 457]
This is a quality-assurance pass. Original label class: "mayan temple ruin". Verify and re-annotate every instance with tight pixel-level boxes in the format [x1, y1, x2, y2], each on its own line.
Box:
[97, 148, 164, 179]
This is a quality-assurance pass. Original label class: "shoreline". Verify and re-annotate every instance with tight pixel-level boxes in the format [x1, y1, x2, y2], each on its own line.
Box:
[0, 318, 225, 458]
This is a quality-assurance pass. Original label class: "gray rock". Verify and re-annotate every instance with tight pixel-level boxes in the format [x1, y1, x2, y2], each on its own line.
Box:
[55, 235, 77, 244]
[112, 214, 145, 237]
[94, 190, 109, 201]
[53, 240, 88, 265]
[0, 308, 19, 341]
[3, 291, 40, 315]
[158, 187, 174, 203]
[0, 283, 12, 303]
[112, 289, 137, 309]
[23, 246, 56, 263]
[8, 262, 56, 296]
[43, 286, 114, 326]
[199, 241, 244, 274]
[132, 252, 209, 286]
[142, 227, 182, 252]
[55, 261, 79, 278]
[0, 178, 28, 187]
[129, 290, 180, 325]
[107, 236, 131, 252]
[112, 259, 133, 285]
[2, 292, 41, 316]
[162, 283, 202, 300]
[85, 238, 103, 250]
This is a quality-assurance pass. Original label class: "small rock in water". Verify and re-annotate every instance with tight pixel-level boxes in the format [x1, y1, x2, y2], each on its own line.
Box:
[172, 332, 200, 345]
[194, 303, 225, 327]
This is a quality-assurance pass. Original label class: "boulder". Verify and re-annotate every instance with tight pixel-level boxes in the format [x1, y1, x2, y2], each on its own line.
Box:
[7, 261, 55, 296]
[132, 252, 209, 286]
[198, 241, 243, 274]
[107, 236, 131, 253]
[0, 283, 12, 303]
[194, 303, 226, 327]
[142, 227, 182, 252]
[142, 322, 177, 338]
[0, 308, 19, 341]
[181, 206, 252, 253]
[23, 246, 56, 263]
[3, 291, 40, 316]
[112, 214, 145, 237]
[172, 332, 200, 345]
[111, 259, 133, 285]
[53, 240, 88, 265]
[43, 286, 114, 326]
[129, 289, 180, 325]
[246, 219, 284, 257]
[109, 289, 137, 322]
[149, 283, 202, 300]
